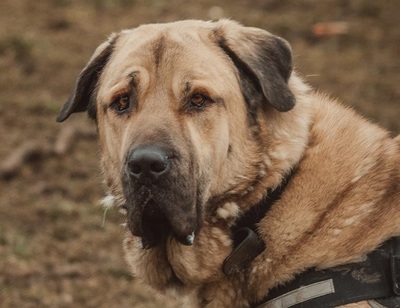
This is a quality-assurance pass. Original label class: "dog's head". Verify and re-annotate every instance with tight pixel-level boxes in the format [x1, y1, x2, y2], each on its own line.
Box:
[57, 20, 297, 248]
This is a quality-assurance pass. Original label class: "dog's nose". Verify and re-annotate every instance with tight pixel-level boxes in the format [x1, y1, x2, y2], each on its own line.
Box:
[127, 146, 170, 180]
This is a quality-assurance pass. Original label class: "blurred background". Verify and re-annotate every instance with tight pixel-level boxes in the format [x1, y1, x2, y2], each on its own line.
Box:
[0, 0, 399, 307]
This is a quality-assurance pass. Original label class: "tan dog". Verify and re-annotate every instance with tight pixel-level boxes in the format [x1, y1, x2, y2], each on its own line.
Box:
[57, 20, 400, 307]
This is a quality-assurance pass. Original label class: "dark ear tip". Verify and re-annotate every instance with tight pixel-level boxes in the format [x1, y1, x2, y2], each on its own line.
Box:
[56, 106, 70, 122]
[274, 95, 296, 112]
[56, 114, 66, 122]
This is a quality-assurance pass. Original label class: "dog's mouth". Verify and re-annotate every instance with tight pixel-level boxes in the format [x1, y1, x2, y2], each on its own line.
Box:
[127, 198, 197, 249]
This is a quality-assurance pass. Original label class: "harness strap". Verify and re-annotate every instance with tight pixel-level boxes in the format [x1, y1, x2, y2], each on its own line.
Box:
[391, 237, 400, 295]
[222, 167, 400, 307]
[255, 237, 400, 308]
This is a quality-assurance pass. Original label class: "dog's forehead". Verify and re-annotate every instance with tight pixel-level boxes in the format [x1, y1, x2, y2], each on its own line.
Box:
[121, 20, 213, 44]
[99, 21, 238, 96]
[112, 22, 218, 69]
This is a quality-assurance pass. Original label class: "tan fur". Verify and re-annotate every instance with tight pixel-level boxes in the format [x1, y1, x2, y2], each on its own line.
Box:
[59, 20, 400, 307]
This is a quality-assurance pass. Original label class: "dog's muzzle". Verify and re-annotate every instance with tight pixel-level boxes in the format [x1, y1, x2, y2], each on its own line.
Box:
[124, 145, 198, 249]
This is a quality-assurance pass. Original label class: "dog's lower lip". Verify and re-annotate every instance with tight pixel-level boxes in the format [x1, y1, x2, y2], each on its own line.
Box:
[126, 193, 199, 248]
[129, 199, 177, 249]
[139, 232, 196, 249]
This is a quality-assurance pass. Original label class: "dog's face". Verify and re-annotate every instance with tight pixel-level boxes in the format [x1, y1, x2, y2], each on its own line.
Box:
[57, 20, 295, 249]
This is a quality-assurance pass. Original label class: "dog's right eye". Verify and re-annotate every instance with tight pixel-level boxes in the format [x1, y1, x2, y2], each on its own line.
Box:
[111, 94, 130, 113]
[189, 93, 212, 110]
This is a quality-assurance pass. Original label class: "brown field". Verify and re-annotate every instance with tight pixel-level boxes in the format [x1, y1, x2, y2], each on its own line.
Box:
[0, 0, 399, 307]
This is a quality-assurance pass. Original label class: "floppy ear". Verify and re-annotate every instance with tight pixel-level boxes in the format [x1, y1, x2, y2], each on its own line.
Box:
[56, 33, 118, 122]
[214, 20, 295, 112]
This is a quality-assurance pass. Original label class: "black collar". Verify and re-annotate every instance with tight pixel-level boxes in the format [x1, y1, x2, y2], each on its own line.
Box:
[223, 168, 296, 276]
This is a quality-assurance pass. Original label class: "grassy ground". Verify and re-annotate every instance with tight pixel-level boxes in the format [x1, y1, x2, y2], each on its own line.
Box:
[0, 0, 399, 307]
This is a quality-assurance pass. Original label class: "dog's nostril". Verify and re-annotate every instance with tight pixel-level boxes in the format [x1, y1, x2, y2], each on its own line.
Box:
[128, 146, 170, 179]
[130, 164, 142, 176]
[150, 161, 168, 173]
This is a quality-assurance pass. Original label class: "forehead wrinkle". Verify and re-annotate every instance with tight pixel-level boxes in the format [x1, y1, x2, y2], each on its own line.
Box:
[152, 33, 186, 67]
[153, 35, 166, 67]
[153, 35, 185, 69]
[128, 70, 139, 85]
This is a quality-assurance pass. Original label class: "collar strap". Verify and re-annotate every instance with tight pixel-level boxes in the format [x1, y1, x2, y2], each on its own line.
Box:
[255, 237, 400, 308]
[223, 169, 296, 276]
[223, 227, 265, 276]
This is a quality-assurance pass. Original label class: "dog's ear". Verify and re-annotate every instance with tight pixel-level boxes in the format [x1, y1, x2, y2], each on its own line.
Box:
[56, 33, 118, 122]
[214, 20, 295, 112]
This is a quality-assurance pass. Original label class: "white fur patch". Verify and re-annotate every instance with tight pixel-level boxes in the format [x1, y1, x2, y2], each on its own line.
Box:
[263, 155, 272, 169]
[100, 194, 117, 209]
[100, 194, 126, 226]
[100, 193, 126, 210]
[216, 202, 239, 220]
[186, 232, 195, 245]
[358, 202, 374, 214]
[259, 167, 267, 177]
[119, 208, 127, 215]
[351, 157, 375, 183]
[344, 216, 359, 226]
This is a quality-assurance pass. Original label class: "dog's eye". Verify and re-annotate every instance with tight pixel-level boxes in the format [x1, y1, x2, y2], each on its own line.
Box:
[112, 94, 130, 113]
[190, 94, 209, 108]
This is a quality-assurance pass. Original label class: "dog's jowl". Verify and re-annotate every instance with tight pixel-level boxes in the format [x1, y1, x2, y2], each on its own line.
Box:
[58, 20, 400, 307]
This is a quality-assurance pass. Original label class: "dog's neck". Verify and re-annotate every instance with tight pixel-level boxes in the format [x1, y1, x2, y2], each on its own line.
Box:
[233, 167, 297, 232]
[208, 74, 314, 223]
[223, 167, 298, 276]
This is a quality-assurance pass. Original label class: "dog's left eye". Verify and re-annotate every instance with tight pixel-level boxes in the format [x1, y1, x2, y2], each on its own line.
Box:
[112, 94, 130, 113]
[190, 94, 209, 108]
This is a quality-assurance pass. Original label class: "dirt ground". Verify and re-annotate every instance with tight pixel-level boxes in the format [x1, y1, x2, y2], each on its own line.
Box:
[0, 0, 399, 307]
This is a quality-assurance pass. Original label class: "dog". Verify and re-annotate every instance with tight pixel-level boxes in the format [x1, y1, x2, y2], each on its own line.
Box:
[57, 20, 400, 307]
